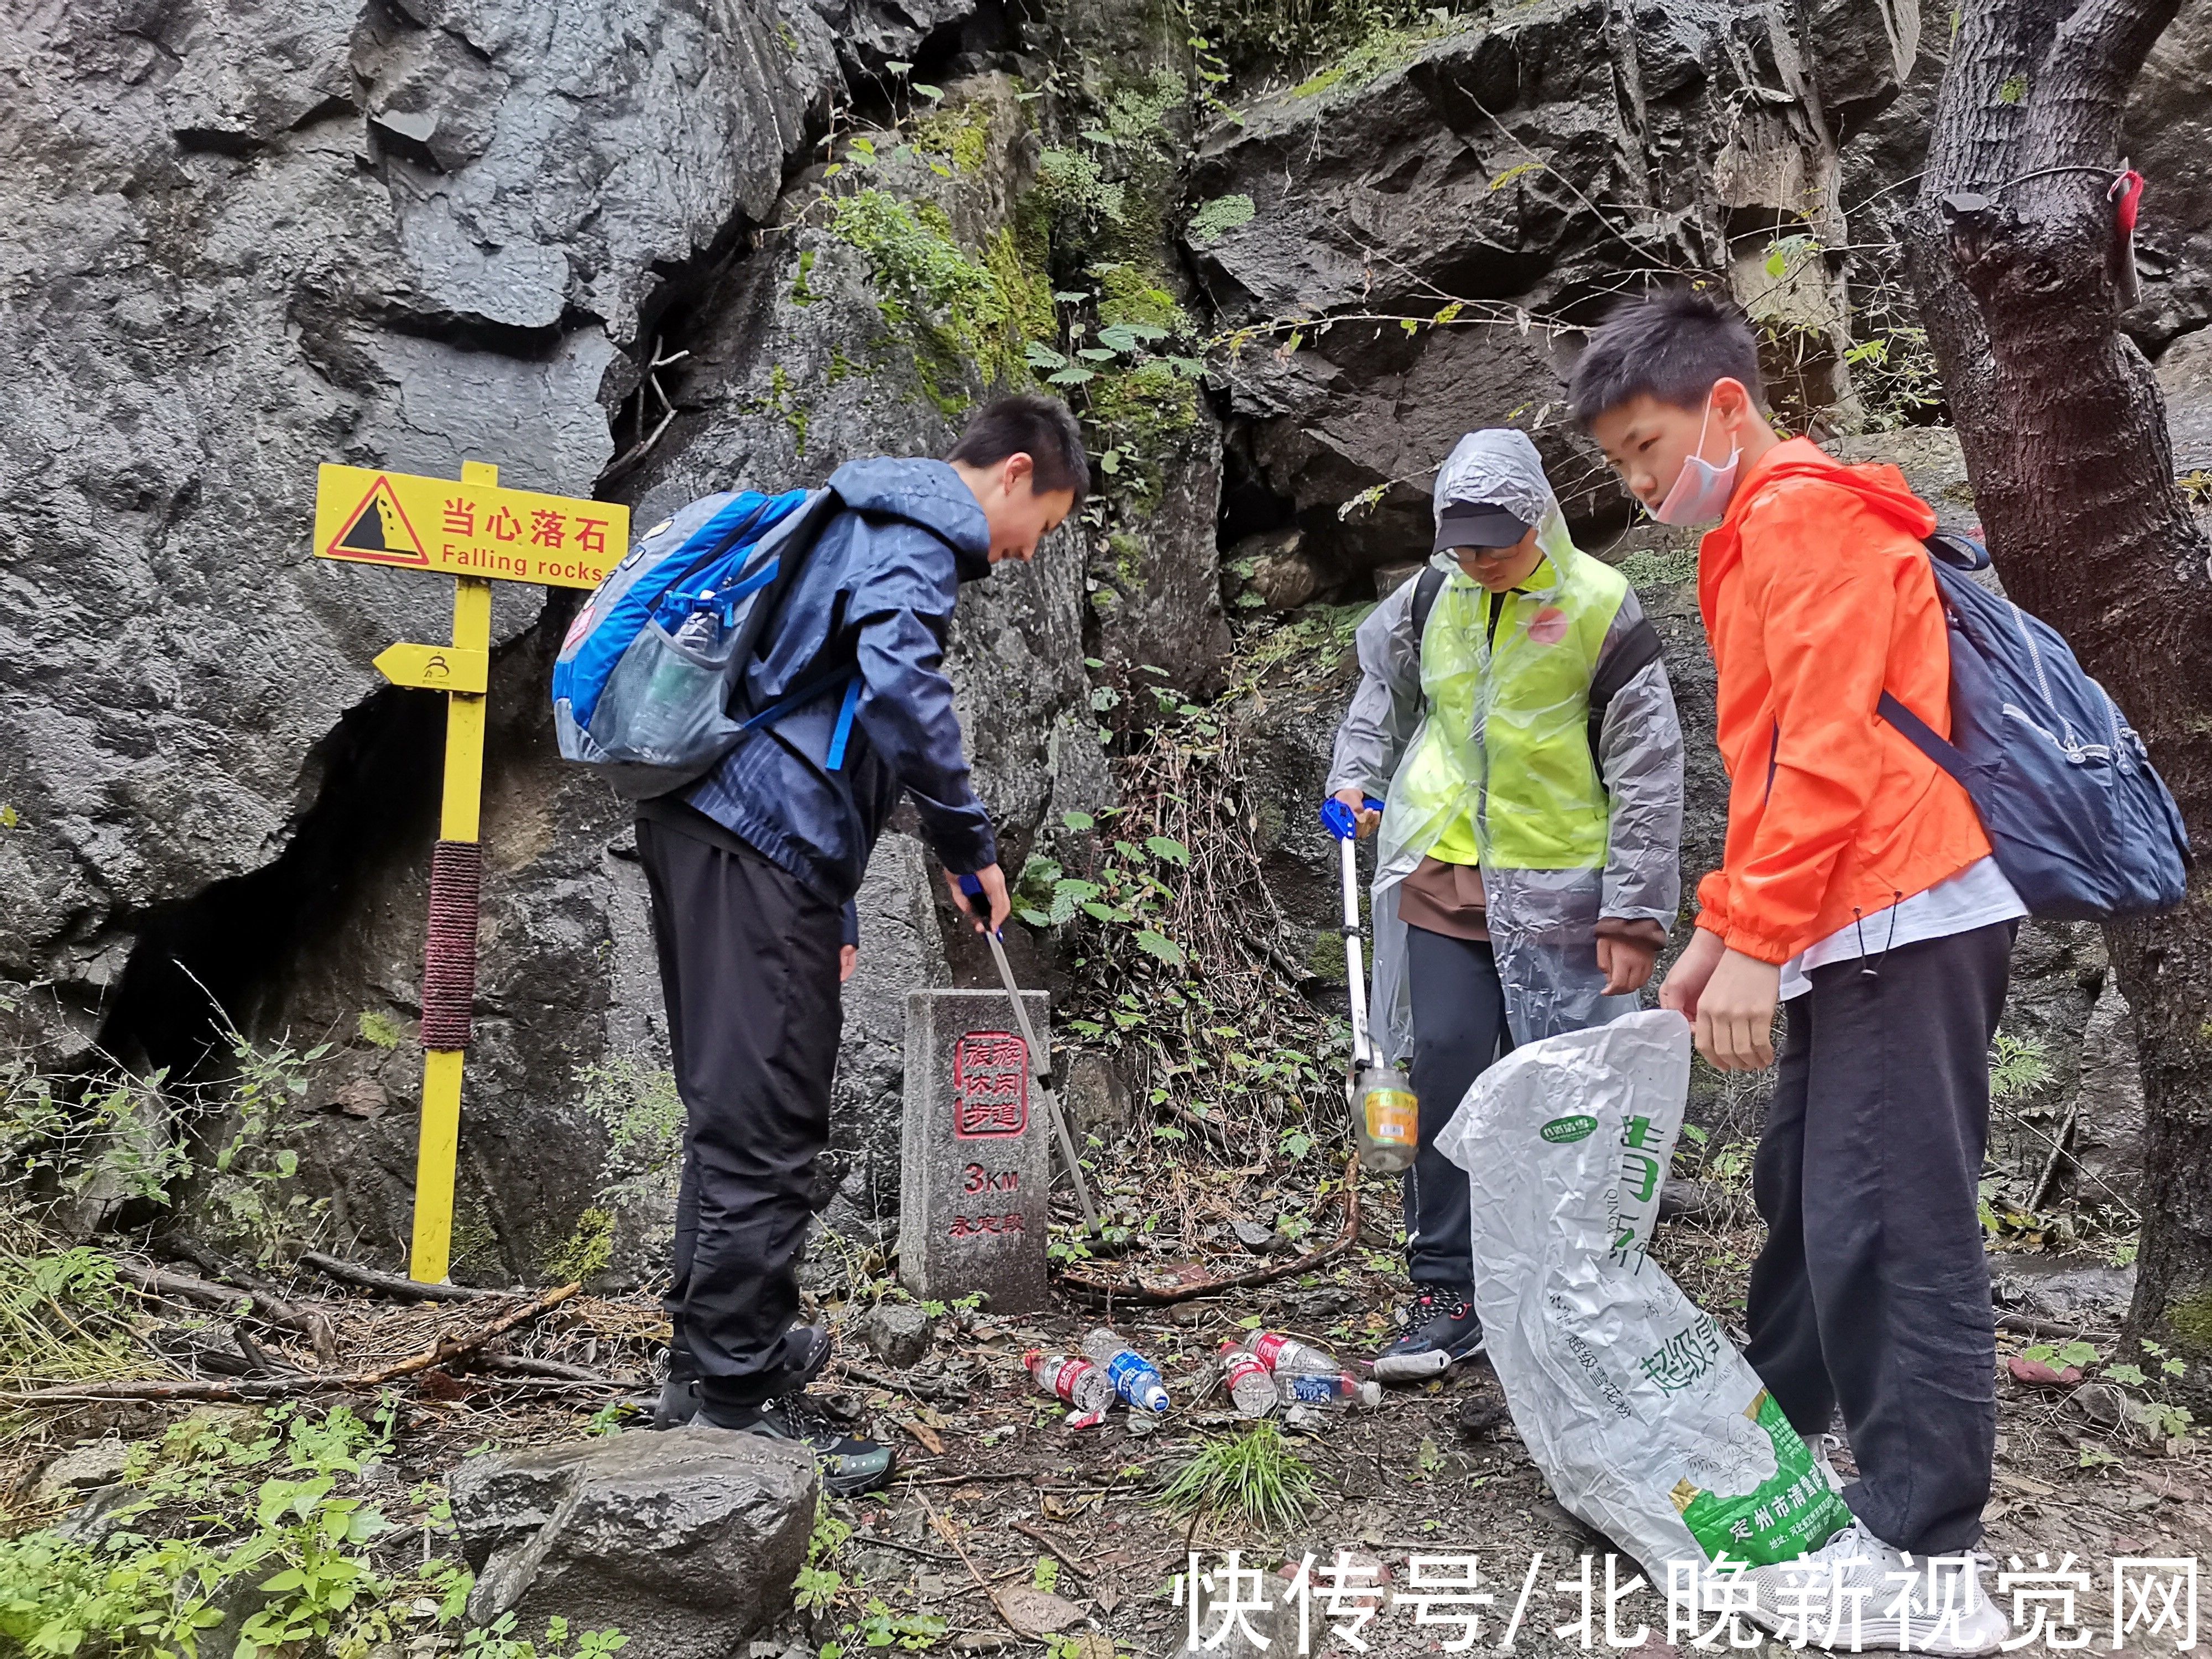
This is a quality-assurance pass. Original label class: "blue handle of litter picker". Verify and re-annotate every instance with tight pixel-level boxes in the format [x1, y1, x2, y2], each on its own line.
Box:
[1319, 796, 1386, 841]
[957, 872, 1002, 939]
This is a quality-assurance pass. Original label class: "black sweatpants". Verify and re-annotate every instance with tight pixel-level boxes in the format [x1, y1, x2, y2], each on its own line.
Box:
[1745, 920, 2015, 1556]
[1404, 925, 1511, 1287]
[637, 818, 844, 1409]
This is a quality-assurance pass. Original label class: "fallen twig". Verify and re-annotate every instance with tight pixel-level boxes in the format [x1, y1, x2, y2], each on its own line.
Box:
[837, 1360, 971, 1404]
[1012, 1519, 1091, 1582]
[119, 1260, 336, 1360]
[8, 1282, 582, 1403]
[159, 1242, 341, 1360]
[296, 1251, 516, 1304]
[853, 1531, 964, 1566]
[1997, 1311, 2119, 1344]
[923, 1494, 1025, 1639]
[476, 1352, 624, 1385]
[1053, 1156, 1360, 1305]
[2028, 1104, 2080, 1213]
[1152, 1098, 1233, 1150]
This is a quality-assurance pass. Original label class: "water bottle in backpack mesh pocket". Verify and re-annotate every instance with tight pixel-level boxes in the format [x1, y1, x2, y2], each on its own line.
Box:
[1878, 532, 2190, 920]
[551, 486, 843, 799]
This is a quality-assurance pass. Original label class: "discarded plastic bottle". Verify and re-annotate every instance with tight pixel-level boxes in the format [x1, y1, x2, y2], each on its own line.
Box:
[1081, 1327, 1171, 1413]
[1218, 1340, 1277, 1417]
[1024, 1349, 1113, 1415]
[1241, 1331, 1340, 1377]
[1275, 1370, 1382, 1411]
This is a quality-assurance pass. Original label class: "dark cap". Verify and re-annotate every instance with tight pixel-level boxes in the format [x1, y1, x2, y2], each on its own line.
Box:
[1433, 502, 1531, 554]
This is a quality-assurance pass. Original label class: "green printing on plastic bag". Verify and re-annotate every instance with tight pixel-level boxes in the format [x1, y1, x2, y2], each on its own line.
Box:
[1671, 1391, 1851, 1566]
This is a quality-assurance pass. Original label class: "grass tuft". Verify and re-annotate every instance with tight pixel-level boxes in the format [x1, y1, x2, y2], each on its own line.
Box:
[1158, 1421, 1318, 1531]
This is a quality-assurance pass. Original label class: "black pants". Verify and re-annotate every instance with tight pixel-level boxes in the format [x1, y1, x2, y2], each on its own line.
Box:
[1404, 925, 1510, 1287]
[1745, 920, 2014, 1555]
[637, 818, 843, 1408]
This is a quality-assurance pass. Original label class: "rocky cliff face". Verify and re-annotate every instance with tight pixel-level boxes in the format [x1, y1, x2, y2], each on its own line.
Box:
[4, 0, 2200, 1277]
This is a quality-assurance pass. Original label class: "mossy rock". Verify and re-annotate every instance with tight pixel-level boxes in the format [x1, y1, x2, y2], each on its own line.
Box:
[1305, 928, 1349, 984]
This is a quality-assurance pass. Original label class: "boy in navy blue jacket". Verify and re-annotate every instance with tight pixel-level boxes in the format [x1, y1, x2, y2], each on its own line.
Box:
[639, 395, 1086, 1489]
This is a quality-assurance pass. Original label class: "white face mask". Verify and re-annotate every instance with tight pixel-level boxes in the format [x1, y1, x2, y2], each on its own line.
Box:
[1651, 395, 1741, 528]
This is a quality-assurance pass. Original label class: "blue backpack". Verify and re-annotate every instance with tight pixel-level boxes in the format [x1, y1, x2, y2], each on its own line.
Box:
[552, 485, 856, 799]
[1876, 533, 2189, 920]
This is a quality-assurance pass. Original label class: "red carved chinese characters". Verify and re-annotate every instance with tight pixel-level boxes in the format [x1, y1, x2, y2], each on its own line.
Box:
[947, 1212, 1026, 1239]
[951, 1032, 1027, 1138]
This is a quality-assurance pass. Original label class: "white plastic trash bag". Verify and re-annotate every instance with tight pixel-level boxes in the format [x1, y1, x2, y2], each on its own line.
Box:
[1434, 1009, 1851, 1589]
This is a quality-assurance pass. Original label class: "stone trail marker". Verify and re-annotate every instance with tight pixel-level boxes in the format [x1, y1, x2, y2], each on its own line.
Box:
[311, 461, 629, 1285]
[899, 989, 1053, 1314]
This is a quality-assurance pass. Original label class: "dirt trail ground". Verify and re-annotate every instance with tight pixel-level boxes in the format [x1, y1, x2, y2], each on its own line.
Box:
[6, 1203, 2198, 1659]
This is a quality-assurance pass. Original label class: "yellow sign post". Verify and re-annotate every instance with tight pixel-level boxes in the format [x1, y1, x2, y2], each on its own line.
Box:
[312, 461, 628, 1284]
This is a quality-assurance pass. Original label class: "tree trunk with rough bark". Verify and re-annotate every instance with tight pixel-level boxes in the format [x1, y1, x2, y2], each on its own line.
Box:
[1907, 0, 2212, 1376]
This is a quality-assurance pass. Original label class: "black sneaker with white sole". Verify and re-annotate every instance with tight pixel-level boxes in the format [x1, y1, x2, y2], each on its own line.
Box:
[1371, 1285, 1486, 1382]
[654, 1323, 833, 1430]
[698, 1392, 898, 1495]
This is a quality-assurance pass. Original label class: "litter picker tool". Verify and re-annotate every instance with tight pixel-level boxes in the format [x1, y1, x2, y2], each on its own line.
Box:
[1319, 797, 1418, 1175]
[958, 875, 1103, 1235]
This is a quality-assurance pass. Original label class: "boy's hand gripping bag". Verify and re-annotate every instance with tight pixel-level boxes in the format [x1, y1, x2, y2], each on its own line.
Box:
[1434, 1009, 1850, 1591]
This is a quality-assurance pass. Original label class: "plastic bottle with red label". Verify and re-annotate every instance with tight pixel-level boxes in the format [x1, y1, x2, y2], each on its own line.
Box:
[1240, 1330, 1340, 1377]
[1024, 1348, 1112, 1422]
[1218, 1339, 1277, 1417]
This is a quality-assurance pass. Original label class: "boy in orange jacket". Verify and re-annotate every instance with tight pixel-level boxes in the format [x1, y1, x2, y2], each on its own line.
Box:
[1571, 291, 2019, 1654]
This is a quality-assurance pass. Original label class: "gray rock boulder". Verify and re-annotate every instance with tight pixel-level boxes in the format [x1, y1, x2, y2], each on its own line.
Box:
[451, 1428, 820, 1656]
[1188, 0, 1907, 577]
[0, 0, 832, 1066]
[862, 1298, 936, 1366]
[33, 1440, 130, 1505]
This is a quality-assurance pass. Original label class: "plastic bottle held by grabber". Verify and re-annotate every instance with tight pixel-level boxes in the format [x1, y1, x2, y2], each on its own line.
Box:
[1319, 796, 1417, 1175]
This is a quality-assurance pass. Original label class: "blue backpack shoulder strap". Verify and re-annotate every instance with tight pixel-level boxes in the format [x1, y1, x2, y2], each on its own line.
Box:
[721, 487, 846, 720]
[1874, 687, 1968, 786]
[1874, 532, 1989, 785]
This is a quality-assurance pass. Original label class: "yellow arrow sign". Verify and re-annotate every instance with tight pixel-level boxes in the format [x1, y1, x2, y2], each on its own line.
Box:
[313, 463, 628, 590]
[375, 641, 488, 693]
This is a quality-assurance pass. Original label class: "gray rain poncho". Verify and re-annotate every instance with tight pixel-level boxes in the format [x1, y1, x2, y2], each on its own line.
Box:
[1327, 430, 1685, 1060]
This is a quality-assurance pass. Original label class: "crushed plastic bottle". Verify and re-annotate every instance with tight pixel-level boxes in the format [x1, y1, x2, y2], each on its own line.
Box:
[1024, 1349, 1113, 1417]
[1218, 1340, 1276, 1417]
[1241, 1331, 1340, 1376]
[1081, 1328, 1170, 1413]
[1275, 1370, 1382, 1411]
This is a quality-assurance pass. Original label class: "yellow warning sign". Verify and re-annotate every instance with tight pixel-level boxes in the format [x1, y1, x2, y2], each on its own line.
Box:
[313, 465, 628, 589]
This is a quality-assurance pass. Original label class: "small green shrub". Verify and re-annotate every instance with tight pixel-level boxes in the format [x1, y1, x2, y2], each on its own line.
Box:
[576, 1057, 684, 1215]
[356, 1009, 404, 1050]
[1037, 148, 1125, 226]
[1989, 1031, 2051, 1103]
[1159, 1422, 1318, 1531]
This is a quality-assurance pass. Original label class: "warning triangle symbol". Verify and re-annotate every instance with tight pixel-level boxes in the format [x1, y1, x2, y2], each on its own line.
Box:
[327, 476, 430, 566]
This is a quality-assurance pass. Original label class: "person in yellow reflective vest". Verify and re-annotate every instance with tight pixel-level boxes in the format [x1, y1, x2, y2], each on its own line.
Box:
[1327, 427, 1685, 1380]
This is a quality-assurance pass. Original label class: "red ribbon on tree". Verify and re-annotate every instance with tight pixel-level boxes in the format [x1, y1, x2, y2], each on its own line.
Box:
[2110, 164, 2146, 307]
